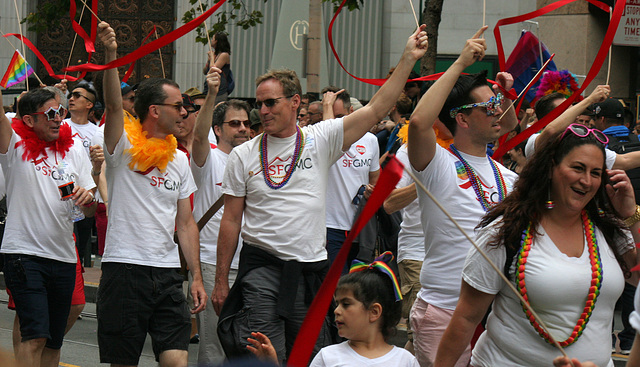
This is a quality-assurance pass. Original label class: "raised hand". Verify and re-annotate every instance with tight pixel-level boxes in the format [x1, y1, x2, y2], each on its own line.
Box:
[458, 26, 488, 68]
[585, 85, 610, 104]
[98, 21, 117, 52]
[404, 24, 428, 61]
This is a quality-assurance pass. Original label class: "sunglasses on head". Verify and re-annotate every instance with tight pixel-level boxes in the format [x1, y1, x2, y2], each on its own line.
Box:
[30, 105, 67, 121]
[560, 123, 609, 145]
[223, 120, 251, 128]
[449, 93, 505, 119]
[255, 95, 294, 109]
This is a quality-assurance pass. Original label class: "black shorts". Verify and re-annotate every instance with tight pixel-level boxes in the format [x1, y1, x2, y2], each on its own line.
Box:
[3, 254, 75, 349]
[97, 262, 190, 365]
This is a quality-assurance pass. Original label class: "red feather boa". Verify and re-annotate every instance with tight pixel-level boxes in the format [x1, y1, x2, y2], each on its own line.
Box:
[11, 118, 74, 162]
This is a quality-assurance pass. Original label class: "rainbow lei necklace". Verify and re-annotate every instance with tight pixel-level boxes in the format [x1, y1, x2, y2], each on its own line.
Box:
[448, 144, 506, 211]
[259, 126, 305, 190]
[515, 210, 602, 347]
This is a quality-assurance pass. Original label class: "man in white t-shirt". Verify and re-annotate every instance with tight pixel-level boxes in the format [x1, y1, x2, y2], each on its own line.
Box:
[191, 69, 250, 365]
[212, 27, 428, 363]
[320, 87, 380, 269]
[406, 27, 519, 367]
[64, 83, 99, 269]
[0, 87, 96, 367]
[97, 22, 207, 367]
[524, 89, 640, 171]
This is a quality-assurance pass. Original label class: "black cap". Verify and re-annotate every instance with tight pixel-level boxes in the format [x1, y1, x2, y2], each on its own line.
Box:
[181, 94, 199, 111]
[121, 82, 138, 96]
[592, 98, 624, 119]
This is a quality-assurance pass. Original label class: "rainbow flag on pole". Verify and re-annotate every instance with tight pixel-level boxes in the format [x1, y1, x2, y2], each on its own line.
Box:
[1, 50, 34, 88]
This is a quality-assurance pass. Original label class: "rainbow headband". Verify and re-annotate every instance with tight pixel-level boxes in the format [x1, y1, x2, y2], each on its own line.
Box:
[349, 251, 403, 302]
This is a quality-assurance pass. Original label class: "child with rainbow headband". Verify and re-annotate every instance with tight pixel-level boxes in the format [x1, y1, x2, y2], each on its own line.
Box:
[247, 252, 419, 366]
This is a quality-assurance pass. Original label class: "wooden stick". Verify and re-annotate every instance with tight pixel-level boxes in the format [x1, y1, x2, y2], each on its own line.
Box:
[606, 9, 612, 85]
[0, 29, 18, 50]
[13, 0, 28, 91]
[403, 165, 570, 361]
[198, 0, 214, 64]
[497, 54, 555, 121]
[482, 0, 486, 38]
[155, 29, 165, 78]
[77, 0, 102, 23]
[64, 3, 87, 80]
[408, 0, 419, 28]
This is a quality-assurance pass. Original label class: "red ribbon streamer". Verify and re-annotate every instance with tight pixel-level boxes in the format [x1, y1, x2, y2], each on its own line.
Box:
[3, 34, 84, 82]
[65, 0, 228, 73]
[287, 156, 404, 367]
[122, 26, 156, 83]
[69, 0, 96, 53]
[492, 0, 623, 159]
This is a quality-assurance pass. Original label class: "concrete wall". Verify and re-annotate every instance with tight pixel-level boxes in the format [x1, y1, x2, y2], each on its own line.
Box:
[381, 0, 536, 75]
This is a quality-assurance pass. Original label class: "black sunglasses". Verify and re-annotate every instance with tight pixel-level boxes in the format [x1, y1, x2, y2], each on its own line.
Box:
[223, 119, 251, 128]
[255, 95, 294, 109]
[71, 91, 94, 103]
[154, 102, 185, 113]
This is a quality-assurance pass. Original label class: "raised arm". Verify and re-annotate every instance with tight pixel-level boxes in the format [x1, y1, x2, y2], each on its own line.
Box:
[98, 21, 124, 154]
[192, 65, 220, 168]
[534, 85, 610, 151]
[342, 26, 428, 151]
[408, 26, 488, 171]
[0, 89, 13, 154]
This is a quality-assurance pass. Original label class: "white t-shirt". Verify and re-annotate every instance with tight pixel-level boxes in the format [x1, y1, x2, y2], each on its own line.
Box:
[222, 119, 344, 262]
[309, 341, 419, 367]
[525, 133, 616, 169]
[65, 118, 98, 157]
[395, 145, 424, 262]
[464, 220, 629, 367]
[191, 147, 242, 268]
[413, 144, 518, 310]
[0, 130, 95, 263]
[325, 132, 379, 230]
[102, 130, 197, 267]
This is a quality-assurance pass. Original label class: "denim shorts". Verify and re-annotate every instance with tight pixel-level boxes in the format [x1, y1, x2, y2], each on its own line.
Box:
[97, 262, 190, 365]
[3, 254, 76, 349]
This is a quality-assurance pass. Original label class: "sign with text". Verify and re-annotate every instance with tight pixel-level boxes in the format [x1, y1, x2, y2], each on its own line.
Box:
[614, 0, 640, 46]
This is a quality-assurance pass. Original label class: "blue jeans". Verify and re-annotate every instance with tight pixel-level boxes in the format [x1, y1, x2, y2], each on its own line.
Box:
[3, 254, 75, 349]
[325, 227, 359, 274]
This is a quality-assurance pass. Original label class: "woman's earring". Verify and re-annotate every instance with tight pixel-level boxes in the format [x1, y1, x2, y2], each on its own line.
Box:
[545, 186, 555, 210]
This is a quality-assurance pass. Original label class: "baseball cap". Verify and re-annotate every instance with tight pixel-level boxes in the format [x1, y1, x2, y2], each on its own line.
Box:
[120, 82, 138, 96]
[591, 98, 624, 119]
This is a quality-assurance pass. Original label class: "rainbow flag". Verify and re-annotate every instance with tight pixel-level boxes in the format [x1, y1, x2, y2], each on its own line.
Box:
[1, 50, 34, 88]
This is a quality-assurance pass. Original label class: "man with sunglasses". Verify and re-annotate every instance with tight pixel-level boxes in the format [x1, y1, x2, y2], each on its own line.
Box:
[175, 93, 202, 157]
[212, 26, 428, 363]
[65, 84, 100, 269]
[190, 69, 250, 365]
[0, 87, 96, 367]
[97, 22, 207, 367]
[407, 27, 519, 366]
